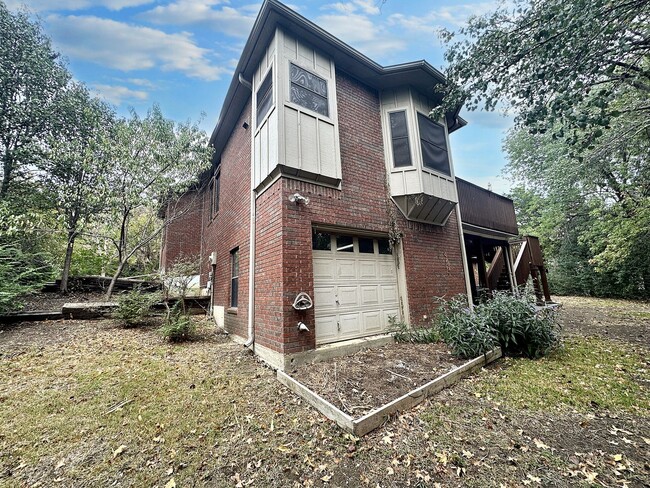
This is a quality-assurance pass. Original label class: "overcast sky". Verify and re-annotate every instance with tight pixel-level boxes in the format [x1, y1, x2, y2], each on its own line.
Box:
[7, 0, 514, 193]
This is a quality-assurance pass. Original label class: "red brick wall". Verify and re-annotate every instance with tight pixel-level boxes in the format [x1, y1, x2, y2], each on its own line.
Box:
[191, 70, 467, 355]
[199, 101, 252, 339]
[160, 190, 204, 272]
[254, 70, 467, 354]
[400, 213, 467, 326]
[253, 179, 285, 352]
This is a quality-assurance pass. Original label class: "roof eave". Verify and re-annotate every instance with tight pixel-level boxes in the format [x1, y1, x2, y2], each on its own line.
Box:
[209, 0, 465, 159]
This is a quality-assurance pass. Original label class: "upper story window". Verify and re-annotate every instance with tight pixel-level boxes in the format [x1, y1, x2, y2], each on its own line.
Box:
[417, 113, 450, 176]
[256, 69, 273, 126]
[212, 170, 221, 216]
[290, 63, 328, 117]
[389, 111, 412, 168]
[230, 248, 239, 308]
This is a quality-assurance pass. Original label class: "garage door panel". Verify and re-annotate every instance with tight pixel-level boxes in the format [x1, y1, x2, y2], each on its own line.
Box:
[337, 259, 357, 279]
[358, 260, 378, 279]
[360, 285, 379, 306]
[379, 262, 396, 279]
[316, 316, 339, 341]
[339, 312, 360, 335]
[380, 284, 398, 304]
[314, 286, 336, 311]
[363, 311, 382, 333]
[337, 286, 358, 307]
[313, 257, 335, 280]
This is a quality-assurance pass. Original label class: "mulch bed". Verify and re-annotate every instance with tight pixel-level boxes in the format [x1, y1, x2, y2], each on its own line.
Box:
[291, 342, 466, 416]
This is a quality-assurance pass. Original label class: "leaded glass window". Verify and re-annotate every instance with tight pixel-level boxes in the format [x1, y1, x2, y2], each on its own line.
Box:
[290, 64, 329, 117]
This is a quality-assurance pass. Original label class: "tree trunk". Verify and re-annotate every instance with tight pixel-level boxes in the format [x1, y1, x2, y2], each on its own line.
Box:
[59, 231, 77, 293]
[0, 154, 13, 199]
[105, 260, 127, 300]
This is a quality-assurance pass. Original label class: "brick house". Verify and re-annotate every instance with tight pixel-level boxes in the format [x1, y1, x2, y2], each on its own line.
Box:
[160, 0, 524, 370]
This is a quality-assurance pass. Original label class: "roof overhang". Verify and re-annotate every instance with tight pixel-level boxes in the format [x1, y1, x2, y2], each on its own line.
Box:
[208, 0, 465, 164]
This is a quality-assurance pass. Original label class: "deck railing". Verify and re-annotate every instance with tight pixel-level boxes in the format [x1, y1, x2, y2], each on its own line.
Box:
[512, 236, 551, 304]
[457, 178, 518, 235]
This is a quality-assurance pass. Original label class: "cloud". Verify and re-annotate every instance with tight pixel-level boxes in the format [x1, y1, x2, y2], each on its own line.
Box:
[351, 0, 380, 15]
[316, 13, 406, 59]
[323, 0, 380, 15]
[139, 1, 257, 38]
[388, 2, 498, 32]
[126, 78, 156, 88]
[45, 15, 229, 81]
[92, 84, 149, 105]
[5, 0, 153, 12]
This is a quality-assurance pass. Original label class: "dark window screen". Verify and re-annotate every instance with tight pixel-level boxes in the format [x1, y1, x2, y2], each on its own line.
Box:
[213, 172, 220, 215]
[417, 113, 450, 175]
[389, 111, 412, 167]
[256, 69, 273, 126]
[230, 249, 239, 308]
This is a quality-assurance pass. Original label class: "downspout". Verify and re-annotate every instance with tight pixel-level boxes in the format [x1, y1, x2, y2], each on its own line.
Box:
[240, 72, 256, 348]
[245, 187, 256, 347]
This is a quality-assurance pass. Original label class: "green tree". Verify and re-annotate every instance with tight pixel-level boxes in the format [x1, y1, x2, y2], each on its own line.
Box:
[102, 105, 212, 299]
[438, 0, 650, 297]
[437, 0, 650, 145]
[0, 2, 71, 199]
[43, 83, 115, 293]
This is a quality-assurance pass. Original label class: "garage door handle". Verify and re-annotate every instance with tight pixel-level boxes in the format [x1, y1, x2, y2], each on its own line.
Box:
[337, 321, 340, 331]
[335, 299, 339, 305]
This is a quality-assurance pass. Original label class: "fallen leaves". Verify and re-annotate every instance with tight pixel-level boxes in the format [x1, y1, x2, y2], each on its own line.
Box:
[112, 445, 127, 459]
[532, 438, 550, 450]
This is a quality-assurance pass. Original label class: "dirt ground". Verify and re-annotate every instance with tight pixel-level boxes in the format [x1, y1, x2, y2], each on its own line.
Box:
[293, 343, 467, 416]
[0, 295, 648, 487]
[558, 296, 650, 348]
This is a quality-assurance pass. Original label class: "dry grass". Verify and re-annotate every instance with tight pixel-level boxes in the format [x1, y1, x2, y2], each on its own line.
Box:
[1, 298, 649, 487]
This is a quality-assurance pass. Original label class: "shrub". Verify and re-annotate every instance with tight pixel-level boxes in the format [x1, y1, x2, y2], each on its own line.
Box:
[390, 315, 441, 344]
[159, 303, 195, 342]
[432, 291, 561, 359]
[114, 287, 160, 327]
[434, 295, 497, 359]
[0, 244, 51, 313]
[479, 290, 561, 358]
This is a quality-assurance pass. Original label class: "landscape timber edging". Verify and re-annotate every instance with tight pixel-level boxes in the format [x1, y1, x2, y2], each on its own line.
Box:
[276, 346, 502, 436]
[0, 311, 64, 324]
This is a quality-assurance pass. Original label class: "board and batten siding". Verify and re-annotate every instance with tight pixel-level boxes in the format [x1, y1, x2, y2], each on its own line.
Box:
[252, 27, 342, 191]
[253, 31, 279, 189]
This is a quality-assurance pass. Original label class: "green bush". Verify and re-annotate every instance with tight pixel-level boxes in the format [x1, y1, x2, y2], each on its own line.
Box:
[159, 303, 195, 342]
[434, 295, 497, 359]
[0, 244, 51, 313]
[390, 315, 441, 344]
[479, 290, 561, 358]
[114, 288, 160, 327]
[432, 291, 561, 359]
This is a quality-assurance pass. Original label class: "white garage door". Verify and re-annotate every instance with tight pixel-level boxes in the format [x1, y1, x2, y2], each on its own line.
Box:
[312, 231, 400, 345]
